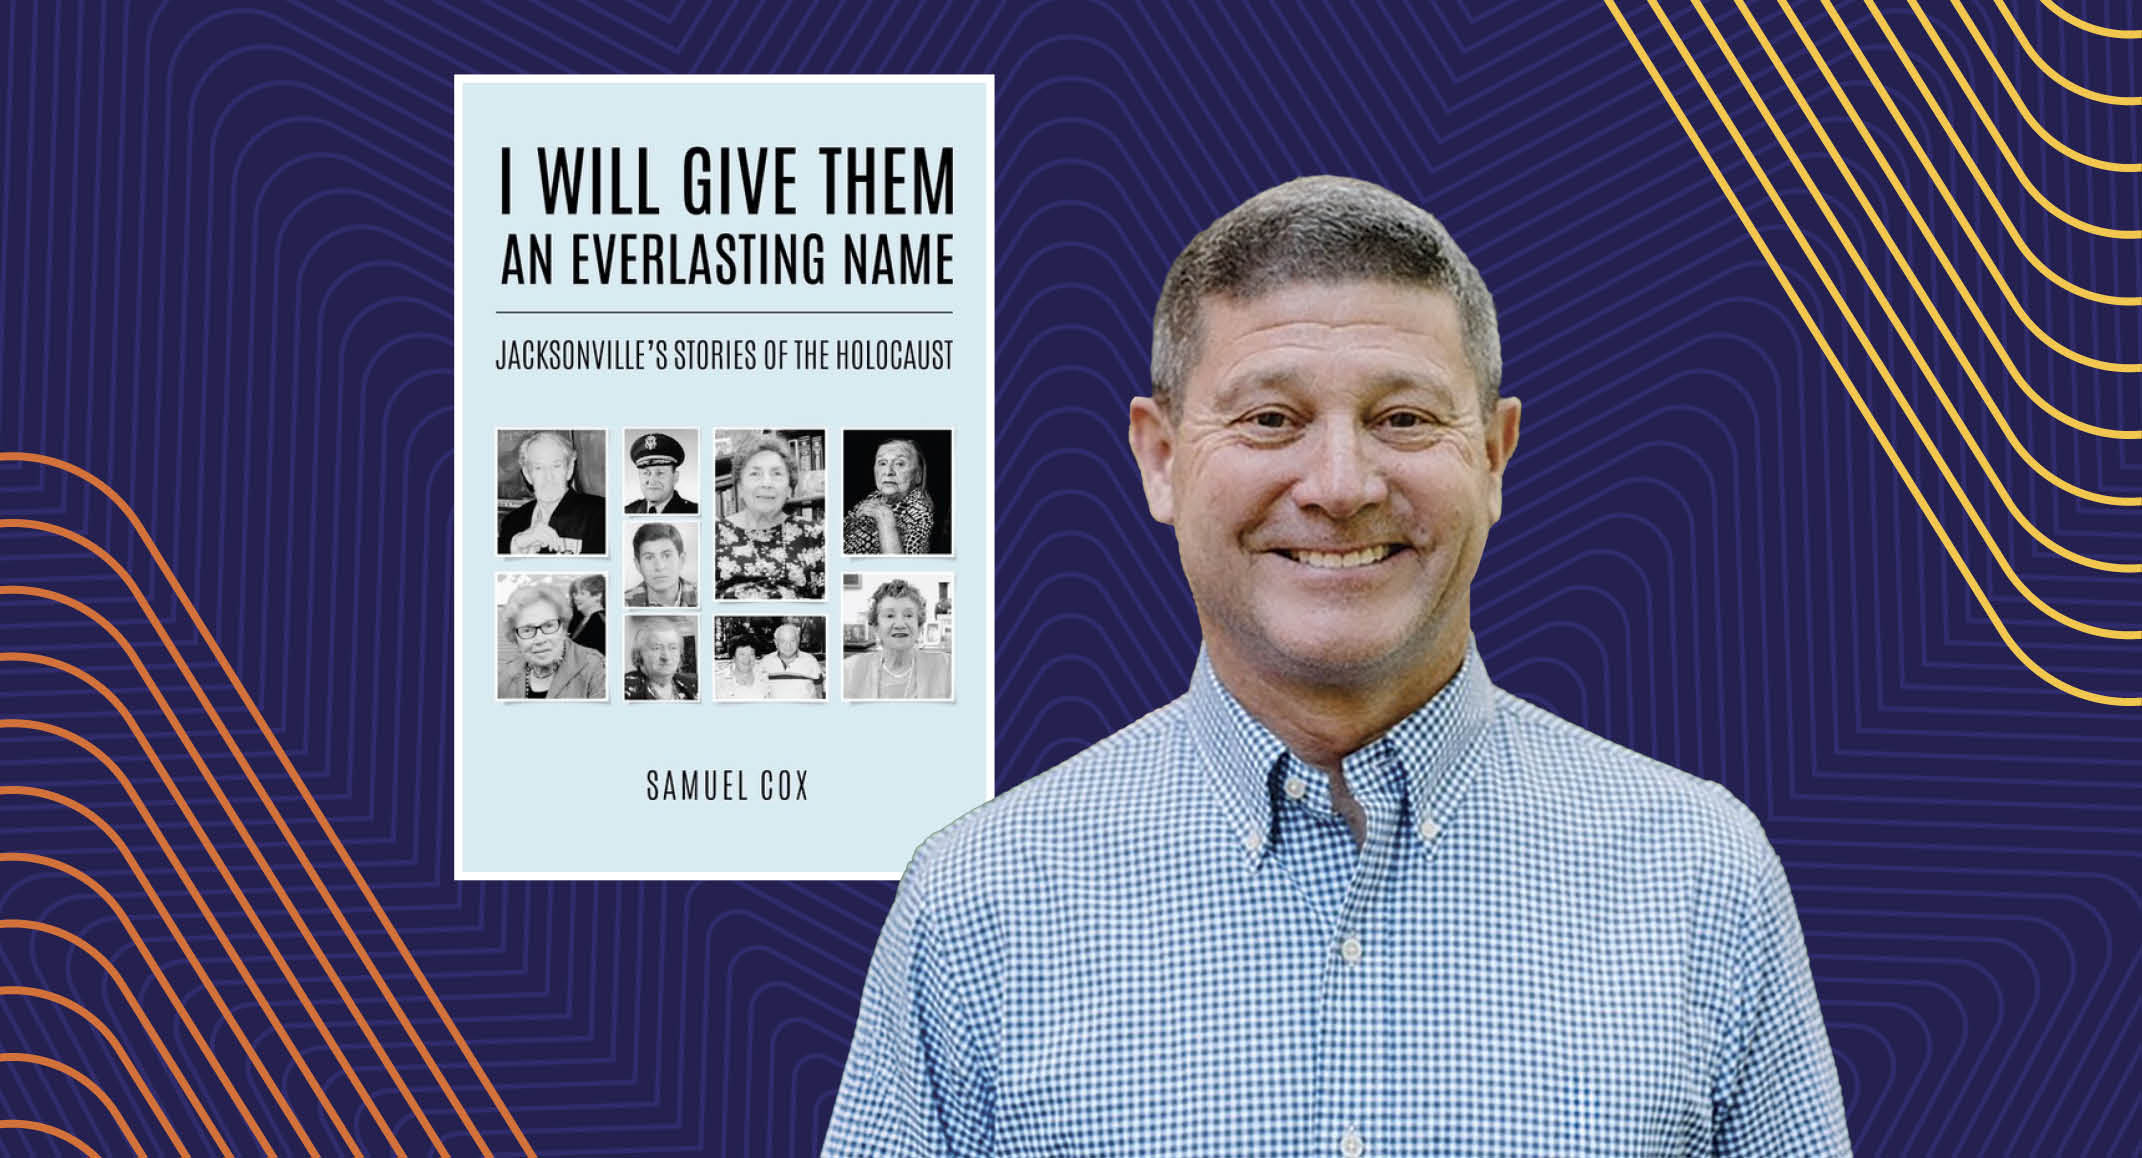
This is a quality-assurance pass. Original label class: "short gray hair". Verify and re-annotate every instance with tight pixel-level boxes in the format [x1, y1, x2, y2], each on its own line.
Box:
[1150, 176, 1501, 416]
[516, 429, 577, 467]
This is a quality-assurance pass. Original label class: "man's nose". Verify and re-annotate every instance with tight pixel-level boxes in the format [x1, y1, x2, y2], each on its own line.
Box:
[1292, 420, 1388, 518]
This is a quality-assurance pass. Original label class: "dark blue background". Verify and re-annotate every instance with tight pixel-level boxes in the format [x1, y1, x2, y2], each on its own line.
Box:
[3, 2, 2138, 1154]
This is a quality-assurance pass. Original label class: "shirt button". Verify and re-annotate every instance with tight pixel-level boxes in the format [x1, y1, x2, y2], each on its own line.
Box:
[1418, 816, 1442, 842]
[1339, 935, 1363, 965]
[1340, 1127, 1365, 1157]
[1283, 776, 1308, 800]
[1243, 830, 1264, 853]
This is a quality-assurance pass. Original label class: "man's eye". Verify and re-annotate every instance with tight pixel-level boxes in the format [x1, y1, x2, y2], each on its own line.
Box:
[1247, 411, 1291, 429]
[1383, 411, 1426, 429]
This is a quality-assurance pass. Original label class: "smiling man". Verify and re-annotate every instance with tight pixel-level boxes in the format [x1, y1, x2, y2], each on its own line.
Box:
[827, 177, 1849, 1155]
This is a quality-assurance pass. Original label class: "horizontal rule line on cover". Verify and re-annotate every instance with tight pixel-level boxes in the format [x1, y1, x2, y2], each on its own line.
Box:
[494, 308, 955, 315]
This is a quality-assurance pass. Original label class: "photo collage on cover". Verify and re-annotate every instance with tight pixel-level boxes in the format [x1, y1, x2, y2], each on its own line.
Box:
[491, 426, 955, 704]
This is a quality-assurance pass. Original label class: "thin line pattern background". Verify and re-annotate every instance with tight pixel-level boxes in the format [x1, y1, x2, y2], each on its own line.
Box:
[0, 1, 2137, 1154]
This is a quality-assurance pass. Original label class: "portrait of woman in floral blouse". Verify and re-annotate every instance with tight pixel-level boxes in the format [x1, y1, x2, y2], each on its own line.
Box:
[714, 431, 827, 600]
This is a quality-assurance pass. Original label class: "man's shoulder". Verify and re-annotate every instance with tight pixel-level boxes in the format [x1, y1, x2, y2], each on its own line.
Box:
[1487, 689, 1774, 866]
[903, 695, 1190, 888]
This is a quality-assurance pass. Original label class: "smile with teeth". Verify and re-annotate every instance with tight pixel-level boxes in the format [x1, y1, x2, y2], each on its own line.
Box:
[1281, 544, 1402, 569]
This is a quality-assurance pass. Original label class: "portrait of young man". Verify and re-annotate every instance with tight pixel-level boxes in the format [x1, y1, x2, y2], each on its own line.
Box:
[826, 177, 1849, 1155]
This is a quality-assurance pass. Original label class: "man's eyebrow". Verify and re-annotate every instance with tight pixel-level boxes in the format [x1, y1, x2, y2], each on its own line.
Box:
[1208, 371, 1299, 411]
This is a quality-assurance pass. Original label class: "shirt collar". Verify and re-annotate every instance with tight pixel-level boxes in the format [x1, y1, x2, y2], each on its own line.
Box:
[1187, 642, 1498, 869]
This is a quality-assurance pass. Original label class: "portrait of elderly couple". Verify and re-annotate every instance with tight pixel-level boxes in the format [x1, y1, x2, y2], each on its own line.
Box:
[823, 177, 1850, 1155]
[712, 616, 826, 701]
[839, 574, 953, 702]
[495, 429, 606, 556]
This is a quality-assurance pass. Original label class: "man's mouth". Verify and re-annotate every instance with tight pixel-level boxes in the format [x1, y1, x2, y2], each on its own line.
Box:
[1277, 544, 1402, 570]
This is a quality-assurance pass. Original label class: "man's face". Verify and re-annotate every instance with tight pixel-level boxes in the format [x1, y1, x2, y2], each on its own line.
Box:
[1128, 282, 1520, 691]
[638, 462, 678, 507]
[522, 440, 574, 503]
[639, 628, 682, 678]
[634, 532, 676, 586]
[637, 536, 682, 590]
[774, 627, 800, 657]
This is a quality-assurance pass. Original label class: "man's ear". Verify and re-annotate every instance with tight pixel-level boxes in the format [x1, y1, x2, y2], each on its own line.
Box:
[1484, 395, 1521, 524]
[1127, 396, 1179, 525]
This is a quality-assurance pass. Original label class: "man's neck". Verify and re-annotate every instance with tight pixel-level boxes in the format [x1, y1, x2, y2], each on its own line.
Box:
[1206, 633, 1467, 775]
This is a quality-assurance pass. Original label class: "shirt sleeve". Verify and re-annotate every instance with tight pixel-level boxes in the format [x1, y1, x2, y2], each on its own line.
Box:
[824, 849, 995, 1156]
[1713, 840, 1851, 1156]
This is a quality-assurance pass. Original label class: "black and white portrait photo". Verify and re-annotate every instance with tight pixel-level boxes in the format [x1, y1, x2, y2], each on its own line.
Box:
[714, 615, 827, 701]
[840, 429, 952, 557]
[839, 573, 953, 702]
[623, 615, 698, 702]
[712, 428, 827, 601]
[494, 573, 607, 702]
[622, 427, 700, 515]
[624, 520, 700, 609]
[496, 428, 607, 556]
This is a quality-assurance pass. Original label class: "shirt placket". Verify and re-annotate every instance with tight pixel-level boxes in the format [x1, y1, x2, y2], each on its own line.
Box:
[1317, 740, 1406, 1158]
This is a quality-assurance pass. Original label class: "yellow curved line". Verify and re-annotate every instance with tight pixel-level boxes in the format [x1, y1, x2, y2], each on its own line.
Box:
[2040, 0, 2142, 38]
[0, 1054, 150, 1158]
[0, 454, 535, 1158]
[1754, 0, 2142, 497]
[1691, 0, 2142, 570]
[1613, 0, 2141, 704]
[1990, 0, 2142, 103]
[1906, 0, 2142, 171]
[1801, 0, 2142, 438]
[1858, 0, 2142, 369]
[1861, 1, 2142, 238]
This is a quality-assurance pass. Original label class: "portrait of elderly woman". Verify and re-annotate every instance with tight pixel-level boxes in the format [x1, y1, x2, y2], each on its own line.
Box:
[497, 429, 606, 556]
[495, 579, 606, 701]
[841, 430, 951, 556]
[714, 429, 826, 600]
[623, 616, 697, 701]
[842, 577, 952, 701]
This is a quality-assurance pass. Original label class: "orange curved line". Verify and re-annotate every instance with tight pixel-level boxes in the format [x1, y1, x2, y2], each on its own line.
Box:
[0, 740, 364, 1155]
[0, 1053, 150, 1158]
[0, 455, 530, 1157]
[0, 939, 215, 1157]
[0, 704, 371, 1156]
[0, 826, 314, 1158]
[0, 986, 210, 1157]
[0, 1120, 107, 1158]
[0, 571, 445, 1156]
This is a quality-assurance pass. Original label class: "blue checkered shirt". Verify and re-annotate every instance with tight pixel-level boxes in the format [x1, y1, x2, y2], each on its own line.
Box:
[827, 647, 1850, 1155]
